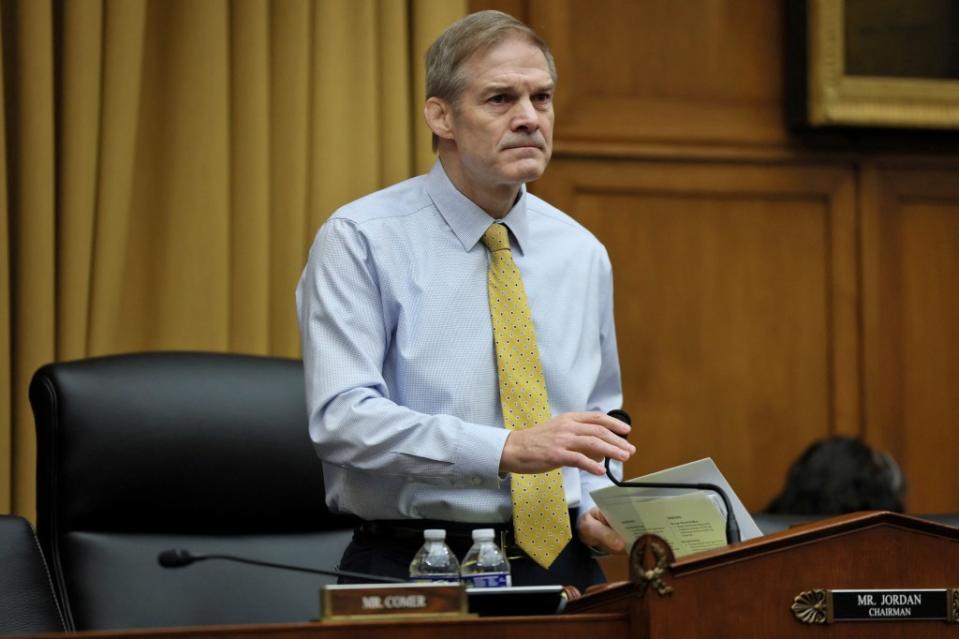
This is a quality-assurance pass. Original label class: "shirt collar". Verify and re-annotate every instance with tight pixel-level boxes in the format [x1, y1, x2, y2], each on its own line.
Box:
[425, 160, 530, 255]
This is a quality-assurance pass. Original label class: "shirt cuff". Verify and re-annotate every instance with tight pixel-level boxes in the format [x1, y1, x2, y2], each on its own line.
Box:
[453, 423, 511, 489]
[578, 471, 614, 520]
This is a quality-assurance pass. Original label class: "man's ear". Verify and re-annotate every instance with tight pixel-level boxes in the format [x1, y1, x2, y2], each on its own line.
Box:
[424, 97, 455, 142]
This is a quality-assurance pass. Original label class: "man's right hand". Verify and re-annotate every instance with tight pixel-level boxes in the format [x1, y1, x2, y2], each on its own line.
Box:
[499, 411, 634, 476]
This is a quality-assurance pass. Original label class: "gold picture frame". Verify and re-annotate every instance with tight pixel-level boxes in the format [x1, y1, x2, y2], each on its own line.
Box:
[807, 0, 959, 129]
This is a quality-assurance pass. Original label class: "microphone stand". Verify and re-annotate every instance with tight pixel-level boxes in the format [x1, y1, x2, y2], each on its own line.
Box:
[604, 457, 742, 545]
[158, 549, 406, 583]
[603, 409, 740, 545]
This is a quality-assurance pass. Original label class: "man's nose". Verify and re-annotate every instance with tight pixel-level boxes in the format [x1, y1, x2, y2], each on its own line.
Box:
[510, 97, 539, 132]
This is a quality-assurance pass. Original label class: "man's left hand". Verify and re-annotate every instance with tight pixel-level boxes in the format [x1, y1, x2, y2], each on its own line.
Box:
[577, 507, 627, 554]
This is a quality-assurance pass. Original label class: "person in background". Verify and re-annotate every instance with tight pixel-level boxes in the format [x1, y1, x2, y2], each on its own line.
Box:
[296, 10, 633, 590]
[766, 436, 906, 515]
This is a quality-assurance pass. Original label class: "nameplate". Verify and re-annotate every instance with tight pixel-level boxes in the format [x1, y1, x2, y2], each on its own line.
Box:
[320, 583, 469, 622]
[792, 588, 959, 624]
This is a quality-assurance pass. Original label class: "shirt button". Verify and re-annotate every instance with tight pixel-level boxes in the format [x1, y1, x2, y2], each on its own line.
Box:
[471, 476, 482, 486]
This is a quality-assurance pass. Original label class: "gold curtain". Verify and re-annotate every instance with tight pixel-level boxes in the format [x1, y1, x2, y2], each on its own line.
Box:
[0, 0, 467, 520]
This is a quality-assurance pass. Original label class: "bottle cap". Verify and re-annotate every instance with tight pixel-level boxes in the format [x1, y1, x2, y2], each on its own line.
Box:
[472, 528, 495, 541]
[423, 529, 446, 541]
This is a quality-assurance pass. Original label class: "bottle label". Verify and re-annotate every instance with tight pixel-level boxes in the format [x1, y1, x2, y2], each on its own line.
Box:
[463, 572, 511, 588]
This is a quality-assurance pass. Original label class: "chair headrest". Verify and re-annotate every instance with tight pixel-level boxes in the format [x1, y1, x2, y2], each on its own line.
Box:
[30, 352, 355, 533]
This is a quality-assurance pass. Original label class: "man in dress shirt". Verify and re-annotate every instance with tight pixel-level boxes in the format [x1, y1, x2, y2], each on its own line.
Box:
[296, 10, 634, 589]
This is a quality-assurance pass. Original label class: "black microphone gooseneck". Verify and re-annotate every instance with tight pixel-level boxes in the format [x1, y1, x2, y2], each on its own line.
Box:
[604, 409, 741, 545]
[157, 549, 405, 583]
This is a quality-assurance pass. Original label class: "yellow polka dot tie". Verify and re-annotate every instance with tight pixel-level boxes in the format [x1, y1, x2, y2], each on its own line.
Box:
[481, 223, 571, 569]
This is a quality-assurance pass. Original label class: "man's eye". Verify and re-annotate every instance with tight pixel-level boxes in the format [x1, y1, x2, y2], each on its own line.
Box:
[534, 93, 552, 105]
[488, 95, 508, 104]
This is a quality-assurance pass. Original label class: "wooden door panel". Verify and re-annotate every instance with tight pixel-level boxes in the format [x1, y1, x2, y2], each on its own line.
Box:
[534, 160, 858, 510]
[863, 166, 959, 513]
[528, 0, 787, 147]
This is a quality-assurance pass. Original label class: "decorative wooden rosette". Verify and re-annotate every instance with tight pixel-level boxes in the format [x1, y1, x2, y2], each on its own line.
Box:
[629, 534, 676, 598]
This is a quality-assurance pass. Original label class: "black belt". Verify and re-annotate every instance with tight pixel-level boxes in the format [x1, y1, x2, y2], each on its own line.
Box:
[358, 520, 526, 559]
[360, 519, 509, 540]
[357, 511, 577, 561]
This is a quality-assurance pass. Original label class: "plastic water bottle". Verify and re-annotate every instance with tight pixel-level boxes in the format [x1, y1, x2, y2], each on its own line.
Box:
[408, 529, 461, 582]
[460, 528, 511, 587]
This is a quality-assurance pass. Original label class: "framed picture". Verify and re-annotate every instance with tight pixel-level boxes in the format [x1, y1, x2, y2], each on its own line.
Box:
[801, 0, 959, 129]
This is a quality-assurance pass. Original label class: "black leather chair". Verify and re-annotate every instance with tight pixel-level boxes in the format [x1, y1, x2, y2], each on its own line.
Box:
[29, 352, 358, 630]
[0, 515, 65, 635]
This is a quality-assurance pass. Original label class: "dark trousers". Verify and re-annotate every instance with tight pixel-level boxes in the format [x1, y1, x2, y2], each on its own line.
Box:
[337, 517, 606, 593]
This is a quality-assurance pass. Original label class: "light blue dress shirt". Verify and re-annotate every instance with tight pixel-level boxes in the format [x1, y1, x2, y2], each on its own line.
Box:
[296, 160, 623, 524]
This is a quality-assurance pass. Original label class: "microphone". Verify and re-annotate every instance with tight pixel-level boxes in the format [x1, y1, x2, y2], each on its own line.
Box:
[604, 409, 742, 545]
[157, 549, 195, 568]
[157, 548, 405, 583]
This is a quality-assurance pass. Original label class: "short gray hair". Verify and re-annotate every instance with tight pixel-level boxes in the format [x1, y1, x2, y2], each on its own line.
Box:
[426, 10, 556, 150]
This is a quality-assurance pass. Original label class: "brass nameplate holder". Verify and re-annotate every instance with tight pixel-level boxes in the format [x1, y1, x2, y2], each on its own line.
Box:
[320, 582, 469, 622]
[792, 588, 959, 624]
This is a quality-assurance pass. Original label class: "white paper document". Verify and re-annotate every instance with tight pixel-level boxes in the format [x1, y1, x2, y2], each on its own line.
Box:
[590, 458, 763, 558]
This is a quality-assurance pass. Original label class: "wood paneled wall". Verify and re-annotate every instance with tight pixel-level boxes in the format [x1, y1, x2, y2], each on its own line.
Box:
[471, 0, 959, 513]
[862, 165, 959, 513]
